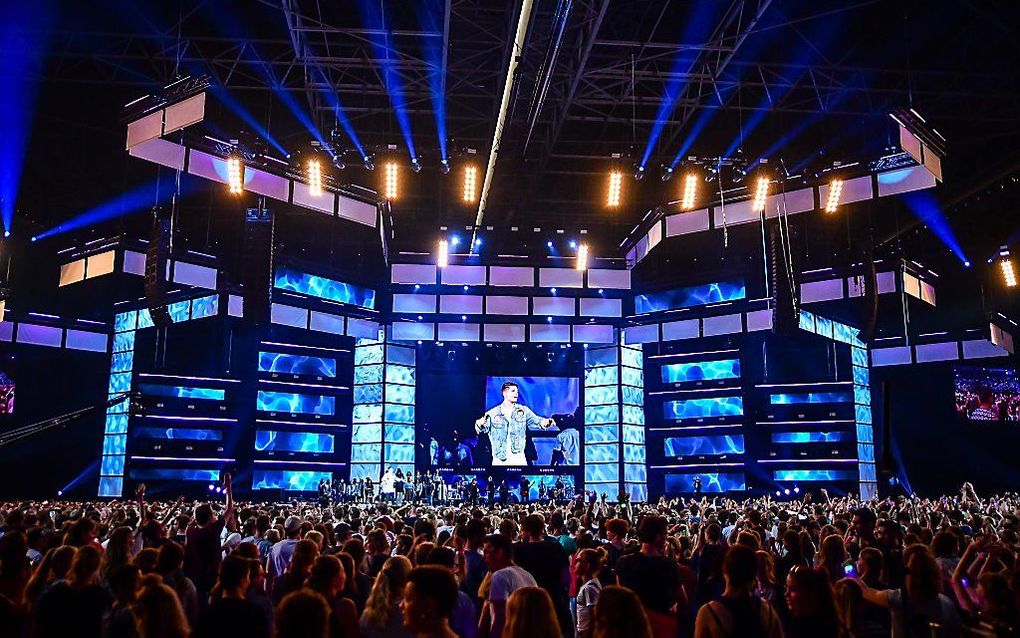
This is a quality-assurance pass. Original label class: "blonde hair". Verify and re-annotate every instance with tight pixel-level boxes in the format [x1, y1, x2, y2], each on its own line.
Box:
[504, 586, 560, 638]
[363, 555, 412, 630]
[134, 575, 190, 638]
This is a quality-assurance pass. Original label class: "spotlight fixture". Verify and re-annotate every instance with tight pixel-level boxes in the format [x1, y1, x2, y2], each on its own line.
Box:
[362, 154, 375, 171]
[1000, 251, 1017, 288]
[307, 158, 322, 196]
[463, 165, 478, 203]
[227, 156, 244, 194]
[825, 178, 844, 214]
[752, 176, 769, 213]
[633, 164, 645, 181]
[332, 154, 346, 170]
[681, 173, 698, 211]
[439, 158, 451, 175]
[576, 243, 589, 271]
[569, 240, 577, 249]
[546, 240, 554, 249]
[384, 161, 399, 200]
[410, 157, 422, 173]
[607, 171, 623, 208]
[437, 239, 449, 268]
[660, 165, 674, 182]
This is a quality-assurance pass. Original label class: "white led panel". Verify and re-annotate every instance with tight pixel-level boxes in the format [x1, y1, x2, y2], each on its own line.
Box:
[587, 269, 631, 289]
[440, 265, 486, 286]
[338, 196, 377, 227]
[579, 298, 622, 317]
[86, 251, 115, 279]
[163, 93, 206, 134]
[173, 261, 217, 289]
[245, 168, 290, 201]
[665, 210, 710, 237]
[484, 324, 525, 342]
[293, 182, 336, 214]
[128, 138, 186, 171]
[440, 295, 483, 314]
[538, 268, 583, 288]
[661, 319, 700, 340]
[533, 297, 575, 316]
[529, 324, 570, 342]
[623, 324, 658, 345]
[489, 266, 534, 287]
[391, 264, 437, 285]
[438, 322, 480, 341]
[702, 313, 743, 336]
[309, 311, 344, 334]
[572, 324, 614, 344]
[392, 322, 435, 341]
[392, 294, 437, 314]
[485, 296, 529, 315]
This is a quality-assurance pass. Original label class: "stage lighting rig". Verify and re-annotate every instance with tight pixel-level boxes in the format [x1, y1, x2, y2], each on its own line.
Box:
[660, 165, 674, 182]
[633, 164, 646, 181]
[332, 153, 346, 170]
[437, 239, 449, 268]
[999, 248, 1017, 288]
[607, 171, 623, 208]
[824, 178, 844, 214]
[307, 158, 322, 197]
[384, 162, 399, 200]
[440, 158, 451, 175]
[576, 243, 589, 271]
[752, 176, 770, 213]
[362, 155, 375, 171]
[463, 165, 478, 203]
[410, 157, 422, 173]
[681, 173, 698, 211]
[227, 155, 244, 195]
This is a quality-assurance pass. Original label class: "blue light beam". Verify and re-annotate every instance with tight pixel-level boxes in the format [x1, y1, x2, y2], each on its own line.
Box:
[639, 3, 724, 169]
[358, 0, 417, 160]
[901, 191, 969, 266]
[416, 0, 448, 161]
[0, 2, 56, 234]
[34, 177, 194, 241]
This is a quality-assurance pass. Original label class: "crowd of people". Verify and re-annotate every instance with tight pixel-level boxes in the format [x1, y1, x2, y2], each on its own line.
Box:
[0, 478, 1018, 637]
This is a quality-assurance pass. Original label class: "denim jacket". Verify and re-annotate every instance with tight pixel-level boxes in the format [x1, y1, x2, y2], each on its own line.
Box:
[479, 403, 544, 461]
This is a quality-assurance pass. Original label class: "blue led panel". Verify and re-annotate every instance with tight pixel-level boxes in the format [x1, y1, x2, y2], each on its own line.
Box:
[112, 331, 135, 353]
[353, 404, 383, 423]
[114, 311, 137, 333]
[134, 427, 222, 440]
[661, 359, 740, 383]
[139, 384, 226, 401]
[257, 391, 335, 415]
[622, 425, 644, 444]
[355, 344, 384, 365]
[354, 364, 384, 385]
[770, 391, 853, 404]
[858, 443, 875, 462]
[585, 405, 619, 425]
[109, 373, 131, 394]
[386, 365, 415, 386]
[191, 295, 219, 319]
[584, 424, 618, 444]
[853, 365, 870, 386]
[622, 405, 644, 426]
[852, 347, 868, 368]
[859, 464, 877, 481]
[833, 321, 855, 345]
[634, 280, 745, 314]
[663, 396, 743, 420]
[352, 423, 382, 442]
[585, 463, 619, 483]
[105, 414, 128, 434]
[586, 443, 619, 463]
[386, 384, 415, 405]
[351, 443, 382, 461]
[665, 473, 745, 493]
[623, 444, 646, 463]
[275, 267, 376, 309]
[111, 352, 133, 373]
[131, 468, 221, 481]
[136, 309, 154, 329]
[384, 443, 414, 463]
[168, 301, 191, 323]
[354, 384, 383, 404]
[815, 316, 834, 339]
[384, 424, 414, 443]
[252, 470, 332, 491]
[98, 477, 123, 497]
[773, 470, 856, 481]
[101, 455, 125, 475]
[384, 404, 414, 424]
[624, 463, 647, 482]
[664, 435, 745, 456]
[856, 424, 874, 443]
[102, 436, 126, 455]
[799, 310, 816, 332]
[622, 386, 644, 406]
[255, 430, 335, 453]
[259, 352, 337, 378]
[772, 431, 848, 443]
[854, 385, 871, 405]
[585, 366, 618, 387]
[855, 404, 873, 424]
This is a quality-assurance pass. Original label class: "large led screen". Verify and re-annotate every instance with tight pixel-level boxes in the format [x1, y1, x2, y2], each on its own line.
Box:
[634, 280, 745, 314]
[259, 352, 337, 378]
[955, 366, 1020, 422]
[274, 267, 375, 309]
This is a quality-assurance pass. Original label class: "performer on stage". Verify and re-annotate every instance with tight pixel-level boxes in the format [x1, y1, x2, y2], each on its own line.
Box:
[474, 381, 555, 466]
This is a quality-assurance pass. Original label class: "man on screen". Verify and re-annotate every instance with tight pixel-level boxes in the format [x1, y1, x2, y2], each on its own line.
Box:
[475, 381, 555, 466]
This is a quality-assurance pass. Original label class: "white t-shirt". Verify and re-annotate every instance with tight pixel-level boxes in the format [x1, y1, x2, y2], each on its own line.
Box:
[488, 565, 537, 603]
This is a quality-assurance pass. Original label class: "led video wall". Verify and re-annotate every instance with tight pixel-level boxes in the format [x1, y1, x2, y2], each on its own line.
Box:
[634, 280, 746, 314]
[274, 267, 376, 310]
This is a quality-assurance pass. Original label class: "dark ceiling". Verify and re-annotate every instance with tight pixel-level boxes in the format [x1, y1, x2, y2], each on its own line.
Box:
[10, 0, 1020, 269]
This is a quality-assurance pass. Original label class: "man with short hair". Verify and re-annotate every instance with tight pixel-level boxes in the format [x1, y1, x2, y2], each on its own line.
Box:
[482, 533, 536, 638]
[267, 515, 302, 592]
[185, 472, 235, 605]
[617, 515, 683, 637]
[475, 381, 555, 466]
[513, 513, 571, 634]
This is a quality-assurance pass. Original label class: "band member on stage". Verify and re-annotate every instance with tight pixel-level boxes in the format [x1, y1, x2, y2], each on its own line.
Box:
[519, 475, 531, 503]
[474, 381, 555, 466]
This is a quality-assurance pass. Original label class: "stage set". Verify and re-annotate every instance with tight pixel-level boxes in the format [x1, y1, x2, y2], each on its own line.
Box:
[2, 80, 1015, 504]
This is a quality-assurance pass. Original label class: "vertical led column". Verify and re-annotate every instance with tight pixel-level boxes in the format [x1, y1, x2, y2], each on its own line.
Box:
[583, 344, 620, 498]
[620, 344, 647, 502]
[98, 311, 137, 497]
[382, 341, 415, 476]
[351, 336, 384, 479]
